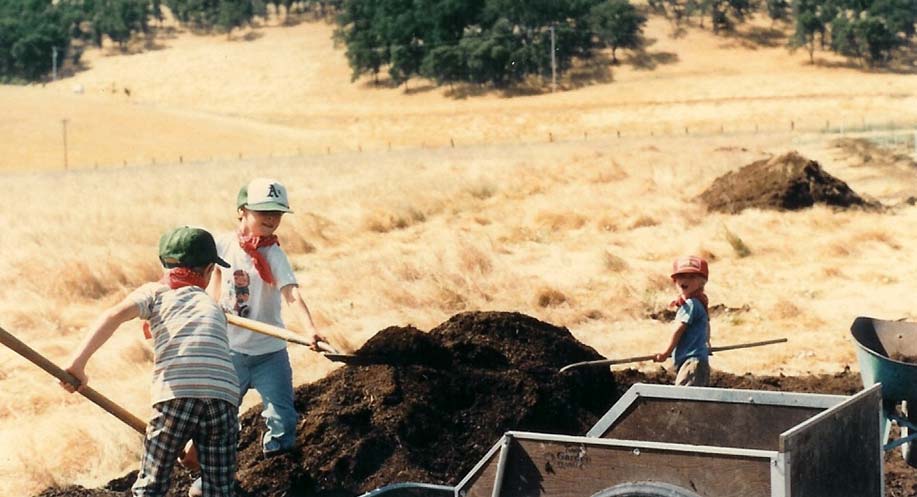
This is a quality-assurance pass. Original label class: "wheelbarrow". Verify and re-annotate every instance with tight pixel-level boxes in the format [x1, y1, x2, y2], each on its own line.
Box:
[851, 316, 917, 466]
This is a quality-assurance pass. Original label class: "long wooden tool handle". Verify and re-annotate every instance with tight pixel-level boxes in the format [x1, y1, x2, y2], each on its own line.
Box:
[224, 313, 338, 353]
[709, 338, 788, 354]
[0, 325, 147, 434]
[559, 337, 789, 373]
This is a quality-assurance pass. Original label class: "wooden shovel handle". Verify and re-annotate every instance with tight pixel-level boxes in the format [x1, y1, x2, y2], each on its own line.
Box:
[224, 313, 339, 353]
[559, 338, 789, 373]
[0, 325, 147, 434]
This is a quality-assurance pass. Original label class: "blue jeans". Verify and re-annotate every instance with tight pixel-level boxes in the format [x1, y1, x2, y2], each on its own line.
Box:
[231, 348, 297, 453]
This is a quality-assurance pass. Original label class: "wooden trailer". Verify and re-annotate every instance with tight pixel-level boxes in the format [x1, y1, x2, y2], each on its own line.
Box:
[364, 383, 883, 497]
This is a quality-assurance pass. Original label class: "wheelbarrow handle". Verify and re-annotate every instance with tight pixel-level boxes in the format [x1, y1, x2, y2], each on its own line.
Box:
[559, 338, 789, 373]
[0, 324, 147, 434]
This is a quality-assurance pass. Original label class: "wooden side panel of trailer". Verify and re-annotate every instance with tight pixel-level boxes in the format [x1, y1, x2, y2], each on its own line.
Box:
[458, 444, 501, 497]
[600, 398, 825, 450]
[780, 385, 883, 497]
[461, 437, 774, 497]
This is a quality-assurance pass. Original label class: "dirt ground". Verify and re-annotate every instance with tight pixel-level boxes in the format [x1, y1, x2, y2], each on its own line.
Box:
[699, 151, 881, 213]
[35, 312, 917, 497]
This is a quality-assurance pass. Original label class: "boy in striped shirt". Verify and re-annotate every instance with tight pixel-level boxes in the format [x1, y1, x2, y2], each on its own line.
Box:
[61, 227, 241, 497]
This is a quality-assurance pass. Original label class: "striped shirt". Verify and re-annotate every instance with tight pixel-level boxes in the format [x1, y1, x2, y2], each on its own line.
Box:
[129, 283, 240, 407]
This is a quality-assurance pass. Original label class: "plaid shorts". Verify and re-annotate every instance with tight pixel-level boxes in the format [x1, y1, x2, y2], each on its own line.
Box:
[133, 398, 239, 497]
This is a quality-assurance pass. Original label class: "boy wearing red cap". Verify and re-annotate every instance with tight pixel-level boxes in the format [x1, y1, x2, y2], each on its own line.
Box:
[654, 255, 711, 386]
[61, 227, 240, 497]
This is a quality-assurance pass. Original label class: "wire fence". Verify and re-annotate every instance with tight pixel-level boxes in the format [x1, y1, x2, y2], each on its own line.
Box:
[13, 114, 917, 172]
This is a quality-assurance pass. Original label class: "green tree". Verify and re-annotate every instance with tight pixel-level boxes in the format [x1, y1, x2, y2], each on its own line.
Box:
[790, 0, 825, 62]
[90, 0, 150, 48]
[217, 0, 258, 34]
[336, 0, 602, 88]
[589, 0, 646, 63]
[868, 0, 916, 39]
[0, 0, 73, 80]
[766, 0, 791, 21]
[855, 15, 901, 64]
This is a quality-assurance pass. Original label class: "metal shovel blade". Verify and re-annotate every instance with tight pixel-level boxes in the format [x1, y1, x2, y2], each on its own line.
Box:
[321, 352, 386, 365]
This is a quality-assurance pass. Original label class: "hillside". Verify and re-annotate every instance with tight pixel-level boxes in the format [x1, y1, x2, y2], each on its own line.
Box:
[3, 16, 916, 170]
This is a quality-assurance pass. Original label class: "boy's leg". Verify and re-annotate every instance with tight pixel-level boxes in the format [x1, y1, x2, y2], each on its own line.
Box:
[674, 358, 710, 387]
[195, 399, 239, 497]
[230, 351, 254, 401]
[133, 399, 200, 497]
[249, 348, 297, 454]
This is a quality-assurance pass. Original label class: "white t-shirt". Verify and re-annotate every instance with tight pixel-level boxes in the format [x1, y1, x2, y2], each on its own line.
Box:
[215, 232, 298, 355]
[129, 283, 240, 406]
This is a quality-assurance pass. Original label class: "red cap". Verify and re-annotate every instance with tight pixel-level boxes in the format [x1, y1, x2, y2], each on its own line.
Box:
[671, 255, 709, 279]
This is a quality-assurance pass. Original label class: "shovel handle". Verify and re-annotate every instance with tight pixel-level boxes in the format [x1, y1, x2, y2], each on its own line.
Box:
[559, 338, 788, 373]
[224, 313, 339, 353]
[0, 325, 147, 434]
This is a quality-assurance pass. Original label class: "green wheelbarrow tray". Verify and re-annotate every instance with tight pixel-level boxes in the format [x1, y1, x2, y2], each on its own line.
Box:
[851, 316, 917, 459]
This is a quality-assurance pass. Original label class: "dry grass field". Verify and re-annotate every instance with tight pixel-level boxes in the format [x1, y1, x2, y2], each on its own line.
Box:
[1, 12, 917, 497]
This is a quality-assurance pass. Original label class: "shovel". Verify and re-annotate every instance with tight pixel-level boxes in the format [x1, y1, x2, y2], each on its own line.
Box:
[223, 313, 376, 365]
[558, 337, 788, 373]
[0, 324, 147, 434]
[0, 324, 208, 469]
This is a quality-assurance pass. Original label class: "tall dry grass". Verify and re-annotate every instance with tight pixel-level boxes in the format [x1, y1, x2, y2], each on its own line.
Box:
[5, 132, 917, 495]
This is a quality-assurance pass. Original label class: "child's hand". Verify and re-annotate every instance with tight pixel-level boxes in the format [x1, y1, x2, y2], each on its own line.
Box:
[178, 441, 200, 470]
[311, 334, 334, 353]
[60, 365, 87, 393]
[653, 353, 668, 362]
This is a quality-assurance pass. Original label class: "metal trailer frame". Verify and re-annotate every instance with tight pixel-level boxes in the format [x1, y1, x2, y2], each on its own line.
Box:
[362, 383, 883, 497]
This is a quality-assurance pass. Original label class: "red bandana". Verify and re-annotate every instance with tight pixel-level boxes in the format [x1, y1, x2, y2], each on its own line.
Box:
[670, 291, 709, 314]
[142, 268, 210, 339]
[238, 232, 279, 285]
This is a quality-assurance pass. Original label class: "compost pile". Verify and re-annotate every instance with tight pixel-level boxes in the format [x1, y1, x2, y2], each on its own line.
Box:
[699, 151, 880, 213]
[36, 311, 917, 497]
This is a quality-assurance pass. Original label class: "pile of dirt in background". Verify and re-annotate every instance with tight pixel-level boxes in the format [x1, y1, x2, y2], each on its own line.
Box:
[36, 311, 917, 497]
[699, 151, 880, 213]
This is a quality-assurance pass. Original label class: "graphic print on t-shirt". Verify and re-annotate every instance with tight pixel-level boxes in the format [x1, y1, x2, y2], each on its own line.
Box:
[233, 269, 252, 317]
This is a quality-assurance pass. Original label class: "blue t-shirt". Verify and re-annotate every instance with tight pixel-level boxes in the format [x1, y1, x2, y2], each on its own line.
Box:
[674, 298, 710, 368]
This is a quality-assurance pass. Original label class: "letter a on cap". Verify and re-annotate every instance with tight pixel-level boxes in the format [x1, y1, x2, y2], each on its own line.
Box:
[241, 178, 293, 213]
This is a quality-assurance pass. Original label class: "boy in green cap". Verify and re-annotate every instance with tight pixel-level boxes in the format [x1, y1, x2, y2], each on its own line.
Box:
[61, 227, 241, 497]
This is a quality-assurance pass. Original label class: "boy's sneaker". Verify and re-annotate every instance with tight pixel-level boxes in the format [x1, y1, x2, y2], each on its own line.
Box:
[263, 439, 290, 458]
[188, 477, 202, 497]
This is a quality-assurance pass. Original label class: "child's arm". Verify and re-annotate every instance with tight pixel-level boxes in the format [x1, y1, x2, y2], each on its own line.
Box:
[654, 322, 687, 362]
[280, 284, 326, 349]
[61, 297, 140, 392]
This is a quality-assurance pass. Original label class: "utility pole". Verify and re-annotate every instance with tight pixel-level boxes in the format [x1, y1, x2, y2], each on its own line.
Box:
[52, 47, 58, 81]
[61, 119, 69, 170]
[550, 24, 557, 93]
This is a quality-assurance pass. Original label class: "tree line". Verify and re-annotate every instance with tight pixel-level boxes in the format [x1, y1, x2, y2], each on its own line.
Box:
[335, 0, 915, 87]
[334, 0, 645, 87]
[645, 0, 915, 65]
[0, 0, 335, 81]
[0, 0, 914, 83]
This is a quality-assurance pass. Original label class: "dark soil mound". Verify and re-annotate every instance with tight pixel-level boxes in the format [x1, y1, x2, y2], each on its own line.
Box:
[699, 151, 879, 213]
[35, 312, 917, 497]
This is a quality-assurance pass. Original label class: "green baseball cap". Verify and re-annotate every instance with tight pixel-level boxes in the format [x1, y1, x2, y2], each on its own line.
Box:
[158, 227, 230, 269]
[237, 178, 293, 213]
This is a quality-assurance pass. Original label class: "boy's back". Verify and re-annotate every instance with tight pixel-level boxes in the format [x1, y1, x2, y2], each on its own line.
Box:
[131, 282, 239, 406]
